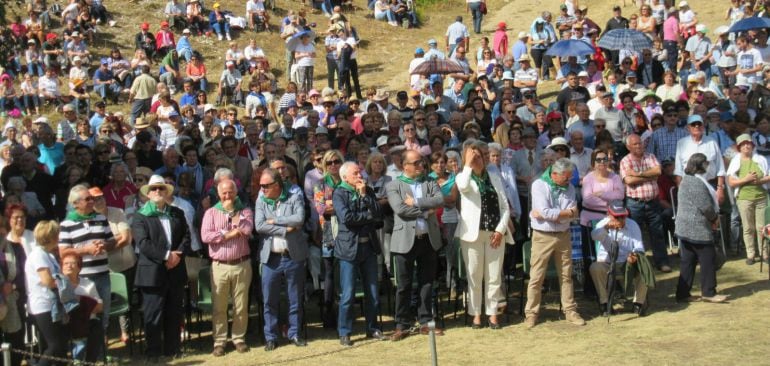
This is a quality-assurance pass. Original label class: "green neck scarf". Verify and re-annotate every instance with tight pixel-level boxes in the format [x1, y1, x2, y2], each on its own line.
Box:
[540, 165, 568, 193]
[137, 201, 171, 218]
[214, 197, 245, 215]
[261, 184, 289, 209]
[397, 174, 425, 185]
[471, 171, 493, 194]
[65, 210, 97, 222]
[323, 173, 341, 189]
[338, 181, 359, 201]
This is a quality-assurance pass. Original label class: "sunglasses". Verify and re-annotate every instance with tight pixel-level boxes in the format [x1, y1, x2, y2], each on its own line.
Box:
[664, 112, 678, 117]
[689, 122, 703, 127]
[552, 147, 568, 152]
[595, 157, 609, 163]
[261, 181, 278, 189]
[595, 125, 606, 128]
[150, 186, 166, 192]
[326, 159, 342, 166]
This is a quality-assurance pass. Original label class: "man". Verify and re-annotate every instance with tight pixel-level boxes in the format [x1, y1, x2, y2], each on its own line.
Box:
[516, 92, 544, 124]
[556, 3, 576, 32]
[594, 91, 624, 145]
[685, 24, 713, 80]
[254, 169, 308, 350]
[220, 136, 254, 195]
[408, 48, 426, 90]
[129, 65, 158, 125]
[555, 72, 590, 116]
[58, 104, 78, 142]
[155, 147, 184, 179]
[525, 158, 585, 328]
[443, 79, 466, 110]
[135, 22, 157, 59]
[589, 200, 650, 317]
[637, 48, 664, 90]
[239, 123, 261, 163]
[386, 150, 445, 340]
[164, 0, 187, 30]
[201, 179, 253, 356]
[513, 55, 538, 92]
[568, 130, 592, 181]
[221, 107, 246, 140]
[218, 61, 243, 106]
[673, 115, 726, 201]
[59, 184, 117, 353]
[620, 134, 670, 272]
[448, 46, 471, 82]
[423, 38, 445, 61]
[566, 103, 595, 148]
[179, 80, 196, 107]
[38, 68, 62, 106]
[132, 176, 190, 362]
[555, 56, 584, 85]
[93, 58, 122, 104]
[333, 162, 384, 346]
[602, 5, 629, 65]
[729, 35, 763, 89]
[19, 151, 56, 217]
[647, 103, 688, 162]
[445, 16, 469, 57]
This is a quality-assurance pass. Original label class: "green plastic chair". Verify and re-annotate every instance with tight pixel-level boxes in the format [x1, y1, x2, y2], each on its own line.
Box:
[195, 266, 213, 338]
[109, 272, 134, 355]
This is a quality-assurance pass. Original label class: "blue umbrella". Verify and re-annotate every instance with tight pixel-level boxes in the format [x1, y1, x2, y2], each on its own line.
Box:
[597, 29, 652, 51]
[728, 16, 770, 33]
[286, 29, 316, 51]
[545, 39, 595, 57]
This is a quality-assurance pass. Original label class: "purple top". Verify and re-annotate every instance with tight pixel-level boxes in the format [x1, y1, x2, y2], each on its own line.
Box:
[579, 171, 625, 226]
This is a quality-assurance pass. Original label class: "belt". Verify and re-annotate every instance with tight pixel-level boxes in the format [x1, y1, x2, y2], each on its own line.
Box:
[215, 255, 250, 265]
[358, 237, 370, 243]
[271, 250, 291, 258]
[415, 233, 428, 240]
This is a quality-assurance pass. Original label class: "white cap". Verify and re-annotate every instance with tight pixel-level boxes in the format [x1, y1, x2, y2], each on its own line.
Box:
[34, 117, 49, 124]
[182, 28, 191, 34]
[577, 71, 589, 77]
[678, 0, 688, 7]
[695, 24, 707, 33]
[376, 135, 389, 148]
[203, 103, 216, 113]
[517, 31, 529, 39]
[73, 56, 82, 62]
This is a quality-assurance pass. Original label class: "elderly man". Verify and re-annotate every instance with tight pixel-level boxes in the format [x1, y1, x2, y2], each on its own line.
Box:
[673, 115, 726, 199]
[620, 134, 669, 272]
[129, 65, 157, 125]
[333, 162, 384, 346]
[647, 103, 688, 162]
[525, 157, 584, 328]
[566, 103, 595, 148]
[220, 136, 253, 194]
[387, 149, 445, 341]
[201, 179, 254, 356]
[589, 200, 651, 317]
[568, 130, 592, 181]
[59, 184, 117, 358]
[132, 175, 190, 362]
[254, 169, 307, 351]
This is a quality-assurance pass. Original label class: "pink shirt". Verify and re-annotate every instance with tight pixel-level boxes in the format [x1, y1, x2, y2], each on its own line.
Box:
[580, 171, 625, 226]
[200, 207, 253, 261]
[663, 16, 679, 42]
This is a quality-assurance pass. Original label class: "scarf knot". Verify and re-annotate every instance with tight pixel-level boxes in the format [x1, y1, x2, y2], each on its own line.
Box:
[65, 211, 97, 222]
[261, 184, 289, 209]
[137, 201, 171, 218]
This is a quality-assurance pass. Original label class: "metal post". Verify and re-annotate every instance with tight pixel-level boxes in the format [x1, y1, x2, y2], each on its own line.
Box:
[2, 342, 10, 366]
[428, 321, 438, 366]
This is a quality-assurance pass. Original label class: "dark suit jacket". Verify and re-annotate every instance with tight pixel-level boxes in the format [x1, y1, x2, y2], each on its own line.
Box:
[132, 205, 191, 288]
[637, 59, 665, 87]
[135, 31, 156, 51]
[332, 186, 383, 262]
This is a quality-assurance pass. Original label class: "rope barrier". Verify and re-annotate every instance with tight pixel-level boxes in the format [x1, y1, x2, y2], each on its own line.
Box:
[1, 343, 119, 366]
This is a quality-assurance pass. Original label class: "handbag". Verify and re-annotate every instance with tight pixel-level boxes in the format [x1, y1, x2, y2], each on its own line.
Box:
[479, 2, 487, 15]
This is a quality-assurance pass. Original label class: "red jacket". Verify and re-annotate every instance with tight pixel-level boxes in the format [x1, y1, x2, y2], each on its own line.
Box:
[155, 30, 176, 51]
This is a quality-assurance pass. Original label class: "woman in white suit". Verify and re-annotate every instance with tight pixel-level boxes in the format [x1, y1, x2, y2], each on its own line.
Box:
[456, 141, 514, 329]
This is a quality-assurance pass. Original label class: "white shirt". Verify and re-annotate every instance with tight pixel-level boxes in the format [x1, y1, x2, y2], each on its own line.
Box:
[6, 230, 35, 255]
[406, 181, 429, 235]
[409, 57, 426, 90]
[446, 21, 469, 45]
[25, 247, 60, 315]
[271, 236, 288, 253]
[570, 147, 593, 179]
[591, 218, 645, 263]
[736, 48, 763, 87]
[244, 46, 265, 60]
[674, 135, 726, 180]
[294, 43, 315, 67]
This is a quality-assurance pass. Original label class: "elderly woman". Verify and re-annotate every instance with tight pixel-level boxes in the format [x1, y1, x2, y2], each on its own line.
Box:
[6, 176, 46, 229]
[675, 153, 728, 303]
[456, 140, 513, 329]
[25, 220, 69, 366]
[727, 134, 770, 265]
[62, 251, 104, 363]
[365, 153, 392, 274]
[0, 212, 28, 366]
[102, 162, 137, 210]
[313, 150, 345, 328]
[429, 151, 460, 291]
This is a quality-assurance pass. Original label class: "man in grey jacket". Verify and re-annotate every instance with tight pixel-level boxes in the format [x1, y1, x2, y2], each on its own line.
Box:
[386, 149, 445, 341]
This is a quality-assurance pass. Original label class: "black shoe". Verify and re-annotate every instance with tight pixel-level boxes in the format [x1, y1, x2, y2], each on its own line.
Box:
[366, 329, 387, 341]
[488, 321, 502, 330]
[633, 302, 647, 317]
[471, 322, 483, 329]
[290, 336, 307, 347]
[339, 335, 353, 347]
[599, 303, 614, 317]
[264, 340, 277, 352]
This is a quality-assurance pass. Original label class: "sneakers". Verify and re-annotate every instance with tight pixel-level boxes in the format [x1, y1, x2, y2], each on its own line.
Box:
[218, 34, 223, 41]
[524, 315, 538, 329]
[565, 311, 586, 326]
[701, 294, 729, 303]
[658, 265, 672, 273]
[226, 33, 232, 41]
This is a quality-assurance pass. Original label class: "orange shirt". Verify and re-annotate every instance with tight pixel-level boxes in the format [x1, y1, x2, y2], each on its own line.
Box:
[186, 63, 207, 78]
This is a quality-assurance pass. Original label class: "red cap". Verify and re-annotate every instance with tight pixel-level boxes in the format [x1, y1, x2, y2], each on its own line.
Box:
[547, 111, 563, 121]
[45, 33, 57, 41]
[141, 22, 150, 30]
[498, 22, 506, 29]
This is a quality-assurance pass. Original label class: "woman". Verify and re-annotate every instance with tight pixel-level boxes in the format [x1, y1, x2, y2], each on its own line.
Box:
[75, 119, 95, 147]
[580, 147, 624, 270]
[675, 153, 728, 303]
[365, 153, 393, 275]
[60, 251, 103, 363]
[429, 152, 459, 290]
[530, 19, 553, 81]
[470, 97, 492, 141]
[477, 48, 497, 76]
[313, 150, 344, 328]
[456, 141, 513, 329]
[637, 5, 656, 40]
[103, 162, 137, 209]
[25, 220, 69, 366]
[655, 70, 683, 102]
[194, 91, 208, 117]
[0, 210, 28, 366]
[727, 134, 770, 265]
[6, 176, 46, 229]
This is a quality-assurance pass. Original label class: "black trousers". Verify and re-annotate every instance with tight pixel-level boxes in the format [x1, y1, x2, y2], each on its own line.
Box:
[326, 57, 338, 89]
[339, 59, 362, 100]
[140, 284, 184, 357]
[676, 240, 718, 299]
[393, 236, 437, 329]
[322, 256, 336, 326]
[31, 312, 69, 366]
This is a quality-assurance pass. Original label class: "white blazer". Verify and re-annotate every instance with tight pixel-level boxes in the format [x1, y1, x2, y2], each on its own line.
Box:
[454, 166, 514, 243]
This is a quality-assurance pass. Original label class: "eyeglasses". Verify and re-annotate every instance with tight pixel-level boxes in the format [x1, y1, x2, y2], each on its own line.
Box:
[404, 160, 422, 166]
[150, 186, 166, 192]
[664, 112, 678, 117]
[552, 146, 568, 152]
[326, 159, 342, 166]
[689, 122, 703, 128]
[228, 112, 236, 116]
[101, 129, 113, 133]
[404, 128, 415, 132]
[260, 181, 278, 189]
[652, 123, 662, 128]
[594, 125, 606, 129]
[595, 157, 610, 163]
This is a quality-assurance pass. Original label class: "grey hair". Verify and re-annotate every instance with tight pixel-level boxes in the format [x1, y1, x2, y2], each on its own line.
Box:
[7, 176, 26, 191]
[68, 184, 90, 205]
[551, 157, 575, 174]
[446, 150, 461, 163]
[110, 162, 129, 176]
[339, 161, 359, 180]
[569, 129, 584, 139]
[487, 142, 503, 153]
[216, 178, 237, 191]
[214, 168, 234, 182]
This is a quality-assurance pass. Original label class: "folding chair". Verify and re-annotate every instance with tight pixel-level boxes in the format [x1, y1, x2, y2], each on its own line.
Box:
[668, 186, 680, 253]
[195, 266, 213, 339]
[109, 272, 134, 355]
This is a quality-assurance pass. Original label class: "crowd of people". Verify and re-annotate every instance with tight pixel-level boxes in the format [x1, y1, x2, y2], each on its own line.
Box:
[0, 0, 767, 364]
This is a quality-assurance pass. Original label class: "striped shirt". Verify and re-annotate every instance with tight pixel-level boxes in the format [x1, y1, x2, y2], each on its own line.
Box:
[200, 207, 253, 262]
[619, 152, 660, 201]
[58, 214, 115, 275]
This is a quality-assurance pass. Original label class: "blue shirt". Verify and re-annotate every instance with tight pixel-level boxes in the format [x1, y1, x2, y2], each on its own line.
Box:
[179, 92, 196, 107]
[38, 142, 64, 174]
[512, 40, 528, 62]
[93, 68, 114, 82]
[89, 113, 105, 134]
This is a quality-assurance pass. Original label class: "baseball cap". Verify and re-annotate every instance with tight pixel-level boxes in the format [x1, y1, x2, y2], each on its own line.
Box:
[427, 38, 437, 45]
[415, 47, 425, 54]
[607, 200, 629, 217]
[687, 114, 703, 125]
[376, 135, 389, 148]
[559, 4, 567, 10]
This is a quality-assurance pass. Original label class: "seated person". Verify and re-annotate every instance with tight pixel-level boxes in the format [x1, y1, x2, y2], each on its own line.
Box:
[66, 31, 90, 65]
[164, 0, 187, 30]
[218, 61, 243, 105]
[186, 0, 206, 35]
[589, 200, 651, 317]
[93, 58, 122, 104]
[61, 252, 104, 363]
[38, 68, 62, 106]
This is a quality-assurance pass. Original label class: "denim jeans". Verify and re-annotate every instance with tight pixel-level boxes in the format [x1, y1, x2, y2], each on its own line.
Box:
[337, 251, 380, 336]
[262, 254, 305, 341]
[469, 2, 482, 34]
[212, 21, 230, 35]
[94, 82, 121, 101]
[626, 198, 668, 267]
[28, 62, 44, 77]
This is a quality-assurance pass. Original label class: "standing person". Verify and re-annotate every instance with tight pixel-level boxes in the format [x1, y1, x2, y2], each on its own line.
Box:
[58, 185, 116, 352]
[294, 33, 316, 93]
[492, 22, 509, 59]
[128, 65, 157, 125]
[200, 179, 253, 356]
[333, 162, 385, 346]
[338, 29, 363, 100]
[254, 169, 308, 351]
[685, 24, 713, 80]
[466, 0, 484, 35]
[727, 134, 770, 265]
[663, 7, 681, 73]
[0, 208, 28, 366]
[619, 134, 670, 272]
[602, 5, 629, 66]
[673, 115, 726, 201]
[675, 153, 728, 303]
[387, 149, 445, 340]
[132, 175, 190, 362]
[524, 157, 585, 329]
[456, 141, 514, 329]
[25, 221, 68, 366]
[446, 16, 470, 56]
[324, 27, 340, 90]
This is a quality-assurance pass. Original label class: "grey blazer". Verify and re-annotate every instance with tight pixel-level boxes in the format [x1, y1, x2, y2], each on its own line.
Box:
[386, 178, 445, 254]
[674, 175, 718, 244]
[254, 188, 308, 263]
